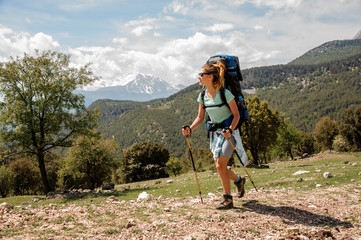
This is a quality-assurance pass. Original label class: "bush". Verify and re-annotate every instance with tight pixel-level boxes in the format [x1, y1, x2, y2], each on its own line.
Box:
[314, 116, 339, 151]
[121, 142, 169, 183]
[0, 165, 15, 197]
[332, 135, 349, 152]
[9, 158, 42, 195]
[340, 107, 361, 151]
[58, 135, 119, 190]
[166, 157, 182, 176]
[295, 131, 315, 156]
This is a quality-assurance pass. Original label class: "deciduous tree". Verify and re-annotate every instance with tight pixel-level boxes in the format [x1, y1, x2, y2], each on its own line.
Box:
[339, 107, 361, 151]
[0, 50, 99, 194]
[314, 116, 339, 150]
[276, 121, 301, 160]
[58, 134, 118, 190]
[241, 96, 281, 165]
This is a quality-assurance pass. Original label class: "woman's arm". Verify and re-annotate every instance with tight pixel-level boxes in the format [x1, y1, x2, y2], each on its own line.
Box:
[182, 103, 205, 136]
[222, 99, 240, 138]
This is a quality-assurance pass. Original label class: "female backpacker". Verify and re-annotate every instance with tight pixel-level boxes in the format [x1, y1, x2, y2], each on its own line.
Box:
[182, 61, 247, 209]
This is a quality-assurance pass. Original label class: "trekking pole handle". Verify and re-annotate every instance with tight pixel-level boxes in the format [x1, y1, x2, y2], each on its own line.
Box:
[182, 125, 192, 136]
[222, 127, 232, 135]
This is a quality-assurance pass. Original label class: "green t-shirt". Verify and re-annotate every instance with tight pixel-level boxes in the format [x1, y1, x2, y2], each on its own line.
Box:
[197, 89, 234, 123]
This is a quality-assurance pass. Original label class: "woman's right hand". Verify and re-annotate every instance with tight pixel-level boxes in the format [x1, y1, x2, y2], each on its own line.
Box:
[182, 126, 191, 136]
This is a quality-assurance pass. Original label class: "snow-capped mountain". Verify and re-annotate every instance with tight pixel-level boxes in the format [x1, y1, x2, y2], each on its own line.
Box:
[76, 73, 181, 106]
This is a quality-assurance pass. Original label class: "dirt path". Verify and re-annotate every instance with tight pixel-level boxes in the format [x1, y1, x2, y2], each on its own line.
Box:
[1, 183, 360, 239]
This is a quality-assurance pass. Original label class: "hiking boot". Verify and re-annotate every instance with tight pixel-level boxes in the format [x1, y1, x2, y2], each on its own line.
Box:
[216, 194, 233, 210]
[234, 177, 246, 198]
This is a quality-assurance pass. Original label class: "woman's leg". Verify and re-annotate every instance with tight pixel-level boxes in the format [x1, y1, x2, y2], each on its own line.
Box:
[215, 155, 239, 194]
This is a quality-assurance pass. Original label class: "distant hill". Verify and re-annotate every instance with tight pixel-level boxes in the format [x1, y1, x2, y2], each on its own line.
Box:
[289, 39, 361, 65]
[90, 53, 361, 157]
[89, 83, 209, 157]
[257, 53, 361, 131]
[77, 73, 181, 106]
[353, 30, 361, 40]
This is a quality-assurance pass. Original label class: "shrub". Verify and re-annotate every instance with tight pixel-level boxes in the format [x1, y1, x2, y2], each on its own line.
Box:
[166, 157, 182, 176]
[121, 142, 169, 183]
[0, 165, 15, 197]
[314, 116, 339, 151]
[332, 135, 349, 152]
[9, 158, 41, 195]
[58, 135, 119, 190]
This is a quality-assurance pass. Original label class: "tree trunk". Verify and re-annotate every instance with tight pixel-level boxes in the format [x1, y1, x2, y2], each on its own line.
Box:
[289, 150, 294, 160]
[287, 147, 294, 160]
[250, 148, 259, 166]
[37, 151, 51, 194]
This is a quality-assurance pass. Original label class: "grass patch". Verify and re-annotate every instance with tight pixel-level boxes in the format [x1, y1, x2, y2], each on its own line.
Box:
[0, 195, 45, 206]
[0, 227, 23, 238]
[131, 229, 142, 234]
[104, 228, 121, 235]
[1, 152, 360, 208]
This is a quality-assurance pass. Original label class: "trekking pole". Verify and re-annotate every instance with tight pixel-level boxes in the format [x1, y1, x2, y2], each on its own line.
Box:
[223, 130, 258, 192]
[182, 126, 203, 204]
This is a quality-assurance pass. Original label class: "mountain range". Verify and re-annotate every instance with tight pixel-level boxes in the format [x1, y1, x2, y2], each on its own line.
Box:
[79, 30, 361, 107]
[89, 31, 361, 157]
[289, 39, 361, 65]
[76, 73, 182, 106]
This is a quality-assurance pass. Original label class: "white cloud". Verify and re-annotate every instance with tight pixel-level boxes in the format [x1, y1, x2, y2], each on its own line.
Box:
[164, 0, 195, 15]
[0, 24, 299, 88]
[253, 25, 264, 30]
[124, 18, 157, 36]
[1, 0, 361, 90]
[206, 23, 234, 33]
[112, 37, 128, 45]
[253, 0, 302, 10]
[0, 25, 60, 59]
[132, 25, 153, 36]
[30, 33, 60, 50]
[64, 30, 277, 88]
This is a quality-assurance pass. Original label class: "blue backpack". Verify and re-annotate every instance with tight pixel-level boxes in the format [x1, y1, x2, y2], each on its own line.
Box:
[201, 55, 249, 132]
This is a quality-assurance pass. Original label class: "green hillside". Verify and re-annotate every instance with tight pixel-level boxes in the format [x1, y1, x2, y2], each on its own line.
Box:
[248, 53, 361, 132]
[289, 39, 361, 65]
[90, 53, 361, 157]
[89, 83, 210, 157]
[257, 62, 361, 132]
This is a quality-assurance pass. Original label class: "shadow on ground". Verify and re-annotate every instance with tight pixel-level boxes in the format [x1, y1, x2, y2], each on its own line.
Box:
[238, 200, 352, 228]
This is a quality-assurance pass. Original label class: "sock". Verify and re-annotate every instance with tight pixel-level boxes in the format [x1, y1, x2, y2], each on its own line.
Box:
[234, 176, 241, 184]
[227, 194, 232, 197]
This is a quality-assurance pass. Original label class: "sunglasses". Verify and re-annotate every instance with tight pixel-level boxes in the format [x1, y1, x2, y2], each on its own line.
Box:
[198, 72, 211, 77]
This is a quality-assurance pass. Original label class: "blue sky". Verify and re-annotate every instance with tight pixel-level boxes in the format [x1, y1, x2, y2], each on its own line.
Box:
[0, 0, 360, 89]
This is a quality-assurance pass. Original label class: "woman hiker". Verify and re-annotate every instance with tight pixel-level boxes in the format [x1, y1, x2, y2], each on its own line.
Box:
[182, 61, 247, 210]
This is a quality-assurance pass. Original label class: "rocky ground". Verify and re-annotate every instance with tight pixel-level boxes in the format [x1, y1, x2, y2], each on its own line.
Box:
[0, 182, 360, 240]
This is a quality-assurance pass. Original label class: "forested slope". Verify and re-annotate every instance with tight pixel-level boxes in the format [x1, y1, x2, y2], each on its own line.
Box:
[91, 53, 361, 156]
[289, 39, 361, 65]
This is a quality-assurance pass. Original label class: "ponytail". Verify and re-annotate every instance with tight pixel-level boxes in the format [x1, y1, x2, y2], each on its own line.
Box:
[215, 61, 226, 90]
[202, 61, 226, 90]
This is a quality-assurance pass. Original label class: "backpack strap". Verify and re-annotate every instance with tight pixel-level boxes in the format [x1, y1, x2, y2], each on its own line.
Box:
[219, 88, 230, 110]
[201, 88, 227, 109]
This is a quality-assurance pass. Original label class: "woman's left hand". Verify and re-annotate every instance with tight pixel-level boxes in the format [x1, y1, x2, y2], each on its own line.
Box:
[221, 128, 232, 139]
